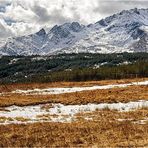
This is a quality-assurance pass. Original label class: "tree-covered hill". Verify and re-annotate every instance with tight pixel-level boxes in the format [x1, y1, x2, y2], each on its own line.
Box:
[0, 52, 148, 84]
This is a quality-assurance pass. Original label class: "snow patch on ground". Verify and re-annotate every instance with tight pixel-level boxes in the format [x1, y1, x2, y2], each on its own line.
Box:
[133, 118, 148, 125]
[117, 118, 148, 125]
[9, 58, 19, 65]
[12, 80, 148, 95]
[0, 100, 148, 125]
[31, 57, 48, 61]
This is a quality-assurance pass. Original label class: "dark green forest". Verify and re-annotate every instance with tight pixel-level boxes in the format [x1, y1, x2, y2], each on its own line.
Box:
[0, 52, 148, 84]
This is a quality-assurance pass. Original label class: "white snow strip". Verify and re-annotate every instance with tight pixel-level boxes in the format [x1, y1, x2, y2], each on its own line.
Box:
[0, 100, 148, 125]
[12, 80, 148, 95]
[117, 118, 148, 125]
[133, 118, 148, 125]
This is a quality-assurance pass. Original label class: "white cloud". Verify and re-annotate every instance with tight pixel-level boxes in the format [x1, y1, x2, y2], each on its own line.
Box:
[0, 0, 148, 40]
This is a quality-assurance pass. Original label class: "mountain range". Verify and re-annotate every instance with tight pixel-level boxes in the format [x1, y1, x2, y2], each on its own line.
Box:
[0, 8, 148, 56]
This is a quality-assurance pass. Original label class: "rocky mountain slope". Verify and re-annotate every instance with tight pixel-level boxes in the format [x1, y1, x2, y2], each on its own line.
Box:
[0, 8, 148, 55]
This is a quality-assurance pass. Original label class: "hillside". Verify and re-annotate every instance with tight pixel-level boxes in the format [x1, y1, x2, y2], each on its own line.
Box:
[0, 52, 148, 83]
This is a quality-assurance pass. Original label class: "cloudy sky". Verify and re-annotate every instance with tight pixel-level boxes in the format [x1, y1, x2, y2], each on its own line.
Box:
[0, 0, 148, 40]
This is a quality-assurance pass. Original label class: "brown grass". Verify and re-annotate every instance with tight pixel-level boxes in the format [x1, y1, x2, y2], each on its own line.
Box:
[0, 117, 14, 123]
[0, 77, 147, 93]
[0, 78, 147, 147]
[0, 85, 147, 107]
[76, 108, 148, 122]
[0, 109, 148, 147]
[49, 85, 148, 105]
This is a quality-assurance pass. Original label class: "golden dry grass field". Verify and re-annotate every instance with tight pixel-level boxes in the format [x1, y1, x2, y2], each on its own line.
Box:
[0, 78, 148, 147]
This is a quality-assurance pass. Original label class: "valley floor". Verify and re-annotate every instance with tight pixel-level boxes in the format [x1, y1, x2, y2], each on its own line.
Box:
[0, 78, 148, 147]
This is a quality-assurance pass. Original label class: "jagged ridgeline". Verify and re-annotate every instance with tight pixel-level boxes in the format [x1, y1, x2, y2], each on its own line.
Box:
[0, 52, 148, 84]
[0, 8, 148, 56]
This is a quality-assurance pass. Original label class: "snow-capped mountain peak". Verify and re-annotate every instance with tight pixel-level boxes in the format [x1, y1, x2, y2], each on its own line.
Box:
[36, 28, 46, 37]
[0, 8, 148, 56]
[49, 22, 84, 38]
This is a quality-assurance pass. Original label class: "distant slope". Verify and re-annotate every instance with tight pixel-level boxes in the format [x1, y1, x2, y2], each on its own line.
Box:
[0, 8, 148, 56]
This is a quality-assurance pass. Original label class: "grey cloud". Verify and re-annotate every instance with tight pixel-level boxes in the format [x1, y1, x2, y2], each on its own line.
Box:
[32, 4, 72, 25]
[0, 0, 11, 13]
[33, 5, 50, 23]
[94, 0, 148, 16]
[4, 18, 16, 25]
[49, 9, 72, 24]
[0, 0, 11, 6]
[0, 6, 6, 13]
[0, 21, 13, 38]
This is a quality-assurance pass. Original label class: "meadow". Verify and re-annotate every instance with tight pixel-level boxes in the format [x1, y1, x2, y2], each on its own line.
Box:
[0, 78, 148, 147]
